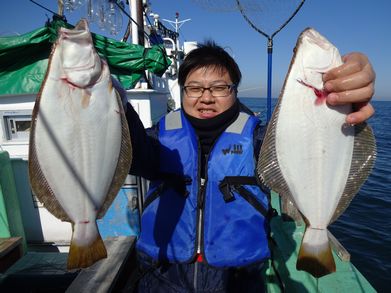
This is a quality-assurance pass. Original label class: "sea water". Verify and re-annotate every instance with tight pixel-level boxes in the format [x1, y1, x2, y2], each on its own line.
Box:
[240, 97, 390, 292]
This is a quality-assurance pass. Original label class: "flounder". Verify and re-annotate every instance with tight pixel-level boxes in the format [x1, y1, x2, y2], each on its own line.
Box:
[29, 19, 132, 269]
[258, 28, 376, 278]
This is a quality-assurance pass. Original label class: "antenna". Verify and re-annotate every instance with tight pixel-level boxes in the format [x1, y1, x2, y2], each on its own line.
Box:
[161, 12, 191, 48]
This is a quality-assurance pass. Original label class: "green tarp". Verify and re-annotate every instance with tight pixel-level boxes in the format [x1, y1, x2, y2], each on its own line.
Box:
[0, 19, 171, 95]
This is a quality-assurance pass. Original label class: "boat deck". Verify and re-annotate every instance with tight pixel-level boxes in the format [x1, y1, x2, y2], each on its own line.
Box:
[0, 196, 376, 292]
[0, 236, 136, 292]
[265, 192, 376, 292]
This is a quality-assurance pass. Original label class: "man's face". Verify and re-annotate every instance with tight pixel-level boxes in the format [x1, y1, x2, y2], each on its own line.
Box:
[182, 66, 236, 119]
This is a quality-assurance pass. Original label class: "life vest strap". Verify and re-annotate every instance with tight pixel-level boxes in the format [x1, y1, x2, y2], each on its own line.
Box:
[159, 172, 192, 197]
[218, 176, 269, 218]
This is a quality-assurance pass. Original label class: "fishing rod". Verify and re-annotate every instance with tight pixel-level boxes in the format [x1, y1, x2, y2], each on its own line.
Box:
[235, 0, 306, 122]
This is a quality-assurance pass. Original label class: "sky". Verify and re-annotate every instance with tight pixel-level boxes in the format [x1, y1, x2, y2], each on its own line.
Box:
[0, 0, 390, 100]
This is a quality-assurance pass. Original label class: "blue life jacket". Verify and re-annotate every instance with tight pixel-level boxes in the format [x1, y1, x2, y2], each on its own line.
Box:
[136, 109, 270, 267]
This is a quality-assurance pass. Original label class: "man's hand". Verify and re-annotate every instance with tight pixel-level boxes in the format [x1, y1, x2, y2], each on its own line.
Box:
[323, 52, 375, 124]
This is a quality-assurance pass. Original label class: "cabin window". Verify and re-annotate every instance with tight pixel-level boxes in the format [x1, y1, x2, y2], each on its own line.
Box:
[2, 114, 32, 141]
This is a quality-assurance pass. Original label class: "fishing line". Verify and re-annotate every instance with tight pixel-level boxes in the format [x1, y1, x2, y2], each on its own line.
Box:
[113, 0, 151, 40]
[29, 0, 67, 21]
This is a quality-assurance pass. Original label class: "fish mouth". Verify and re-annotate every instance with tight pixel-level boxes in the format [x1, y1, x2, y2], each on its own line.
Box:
[74, 19, 89, 31]
[304, 29, 331, 50]
[60, 20, 91, 40]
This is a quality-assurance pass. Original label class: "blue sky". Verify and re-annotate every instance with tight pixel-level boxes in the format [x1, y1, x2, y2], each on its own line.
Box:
[1, 1, 390, 100]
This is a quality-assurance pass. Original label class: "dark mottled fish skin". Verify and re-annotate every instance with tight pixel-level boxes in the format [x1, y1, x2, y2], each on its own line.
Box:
[257, 27, 376, 278]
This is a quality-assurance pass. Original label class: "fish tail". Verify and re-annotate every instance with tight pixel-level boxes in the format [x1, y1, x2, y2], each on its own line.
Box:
[67, 223, 107, 270]
[296, 227, 335, 278]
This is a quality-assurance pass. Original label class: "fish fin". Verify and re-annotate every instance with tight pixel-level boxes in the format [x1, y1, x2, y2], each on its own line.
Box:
[97, 89, 132, 218]
[330, 122, 377, 223]
[28, 84, 71, 222]
[67, 224, 107, 270]
[257, 38, 301, 207]
[296, 227, 335, 278]
[257, 94, 298, 208]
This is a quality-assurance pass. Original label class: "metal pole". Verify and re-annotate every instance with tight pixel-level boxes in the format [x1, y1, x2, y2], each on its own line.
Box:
[57, 0, 63, 16]
[130, 0, 139, 44]
[162, 13, 191, 49]
[136, 0, 144, 46]
[267, 38, 273, 122]
[235, 0, 306, 123]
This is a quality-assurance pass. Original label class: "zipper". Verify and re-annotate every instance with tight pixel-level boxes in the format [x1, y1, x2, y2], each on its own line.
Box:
[194, 138, 219, 258]
[193, 131, 219, 290]
[194, 136, 210, 291]
[196, 177, 206, 254]
[194, 177, 205, 291]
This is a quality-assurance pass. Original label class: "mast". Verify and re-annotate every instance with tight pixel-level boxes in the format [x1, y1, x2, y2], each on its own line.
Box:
[129, 0, 144, 45]
[162, 12, 191, 49]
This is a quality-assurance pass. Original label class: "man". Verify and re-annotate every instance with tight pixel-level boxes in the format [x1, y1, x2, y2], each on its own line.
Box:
[124, 41, 375, 292]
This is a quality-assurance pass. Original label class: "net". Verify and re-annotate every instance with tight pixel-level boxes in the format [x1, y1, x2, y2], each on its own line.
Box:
[191, 0, 306, 121]
[192, 0, 304, 37]
[235, 0, 305, 38]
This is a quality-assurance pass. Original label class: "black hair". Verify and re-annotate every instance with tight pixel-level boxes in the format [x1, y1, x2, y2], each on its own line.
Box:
[178, 40, 242, 87]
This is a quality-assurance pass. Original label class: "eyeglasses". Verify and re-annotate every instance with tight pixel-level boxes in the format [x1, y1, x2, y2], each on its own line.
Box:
[183, 84, 237, 98]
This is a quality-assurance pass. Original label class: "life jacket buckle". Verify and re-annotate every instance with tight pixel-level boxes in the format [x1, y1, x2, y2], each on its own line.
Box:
[218, 181, 236, 202]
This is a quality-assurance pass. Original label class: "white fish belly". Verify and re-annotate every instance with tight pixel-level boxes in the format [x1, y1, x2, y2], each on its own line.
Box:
[34, 54, 121, 229]
[275, 36, 355, 228]
[276, 84, 354, 228]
